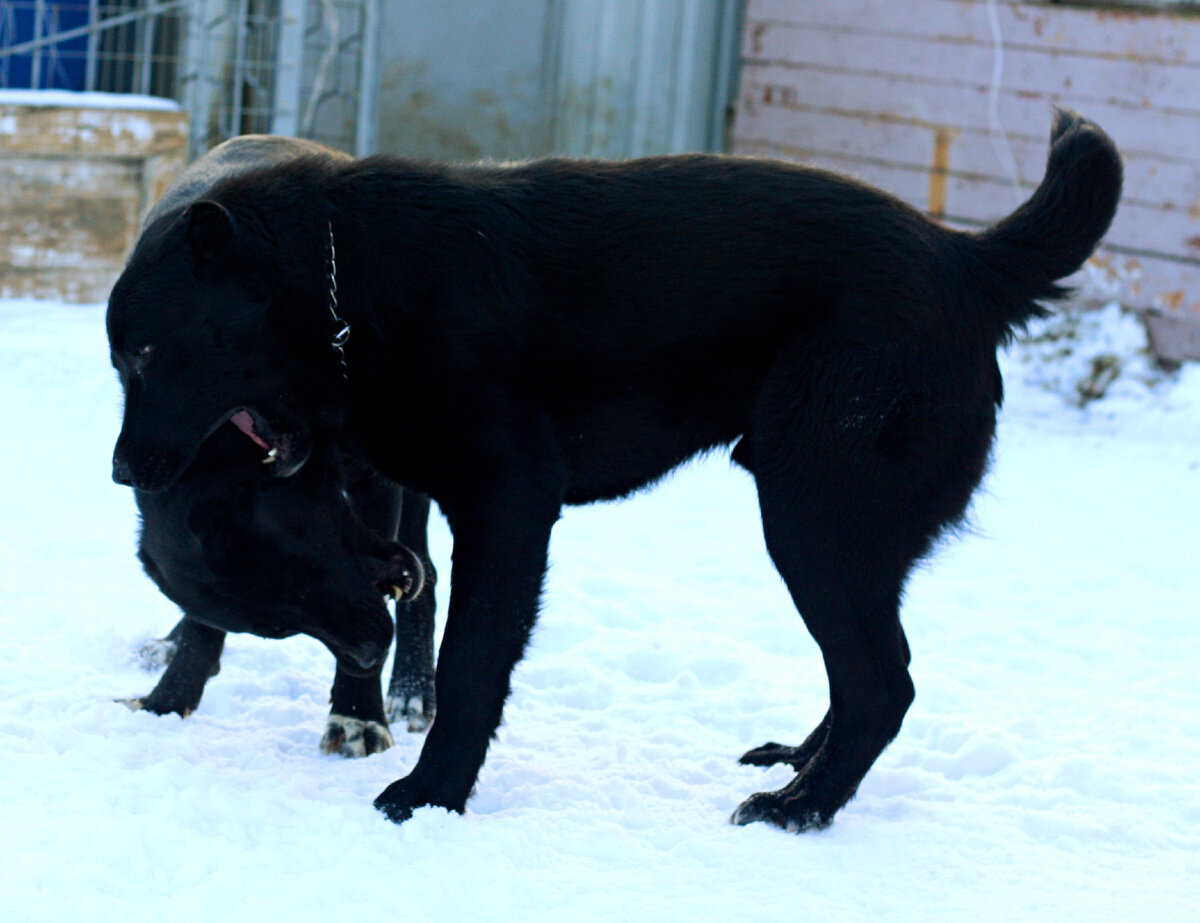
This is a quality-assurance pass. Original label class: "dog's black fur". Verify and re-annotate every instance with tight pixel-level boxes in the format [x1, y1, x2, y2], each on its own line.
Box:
[108, 110, 1121, 830]
[119, 136, 439, 749]
[130, 460, 440, 743]
[131, 422, 425, 749]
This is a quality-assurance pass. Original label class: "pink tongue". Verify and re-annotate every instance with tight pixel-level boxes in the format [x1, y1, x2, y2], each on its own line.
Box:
[230, 410, 271, 451]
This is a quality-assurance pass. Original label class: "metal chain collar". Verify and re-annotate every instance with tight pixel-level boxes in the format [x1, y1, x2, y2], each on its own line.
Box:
[326, 220, 350, 380]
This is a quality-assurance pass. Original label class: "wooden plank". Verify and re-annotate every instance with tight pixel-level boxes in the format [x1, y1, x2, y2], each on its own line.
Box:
[733, 0, 1200, 337]
[735, 61, 1200, 164]
[0, 158, 141, 257]
[733, 104, 1200, 260]
[744, 20, 1200, 116]
[747, 0, 1200, 68]
[734, 96, 1200, 211]
[1144, 311, 1200, 363]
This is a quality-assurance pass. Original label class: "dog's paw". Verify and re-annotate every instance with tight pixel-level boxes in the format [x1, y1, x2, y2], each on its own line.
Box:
[320, 715, 394, 758]
[135, 638, 178, 671]
[373, 773, 461, 824]
[739, 741, 805, 769]
[115, 694, 195, 717]
[386, 692, 435, 733]
[730, 789, 833, 834]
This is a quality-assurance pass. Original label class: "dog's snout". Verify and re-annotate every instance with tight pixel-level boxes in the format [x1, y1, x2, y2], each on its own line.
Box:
[112, 453, 135, 487]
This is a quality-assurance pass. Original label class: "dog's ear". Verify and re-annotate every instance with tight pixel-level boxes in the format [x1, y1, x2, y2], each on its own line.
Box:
[186, 200, 236, 279]
[367, 543, 426, 602]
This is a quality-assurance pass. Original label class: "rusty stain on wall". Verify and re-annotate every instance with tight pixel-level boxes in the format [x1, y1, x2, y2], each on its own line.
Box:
[1160, 290, 1185, 312]
[928, 128, 952, 219]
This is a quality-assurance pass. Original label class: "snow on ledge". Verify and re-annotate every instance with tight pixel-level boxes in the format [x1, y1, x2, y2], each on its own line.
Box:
[0, 89, 180, 112]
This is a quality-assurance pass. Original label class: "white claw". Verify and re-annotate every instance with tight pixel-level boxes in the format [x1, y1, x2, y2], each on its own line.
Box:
[262, 447, 279, 465]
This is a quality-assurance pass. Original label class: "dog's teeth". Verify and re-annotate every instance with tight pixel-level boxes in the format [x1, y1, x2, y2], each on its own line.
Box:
[262, 448, 279, 465]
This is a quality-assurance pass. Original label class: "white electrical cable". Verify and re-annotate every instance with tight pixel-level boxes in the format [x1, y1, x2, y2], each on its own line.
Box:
[985, 0, 1024, 205]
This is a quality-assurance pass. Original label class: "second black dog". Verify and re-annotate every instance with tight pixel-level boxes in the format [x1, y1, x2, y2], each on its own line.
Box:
[129, 421, 425, 755]
[119, 136, 439, 752]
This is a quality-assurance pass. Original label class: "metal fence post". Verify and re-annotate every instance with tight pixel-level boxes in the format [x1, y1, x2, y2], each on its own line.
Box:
[271, 0, 305, 137]
[354, 0, 379, 155]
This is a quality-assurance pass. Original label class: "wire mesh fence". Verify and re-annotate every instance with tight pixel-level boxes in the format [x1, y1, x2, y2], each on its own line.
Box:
[0, 0, 377, 157]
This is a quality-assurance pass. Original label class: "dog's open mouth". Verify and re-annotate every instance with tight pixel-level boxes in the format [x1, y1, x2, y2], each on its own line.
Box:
[224, 407, 311, 477]
[229, 409, 281, 465]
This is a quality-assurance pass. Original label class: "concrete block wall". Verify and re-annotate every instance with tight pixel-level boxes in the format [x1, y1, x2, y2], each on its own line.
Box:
[0, 93, 189, 304]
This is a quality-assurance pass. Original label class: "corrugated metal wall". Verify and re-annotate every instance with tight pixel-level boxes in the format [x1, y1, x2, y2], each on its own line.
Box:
[544, 0, 741, 157]
[732, 0, 1200, 330]
[376, 0, 742, 162]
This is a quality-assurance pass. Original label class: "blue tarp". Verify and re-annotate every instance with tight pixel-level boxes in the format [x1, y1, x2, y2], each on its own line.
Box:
[0, 1, 92, 91]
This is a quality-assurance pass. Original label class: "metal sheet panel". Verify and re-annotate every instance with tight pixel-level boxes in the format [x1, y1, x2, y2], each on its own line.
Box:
[546, 0, 740, 157]
[375, 0, 742, 161]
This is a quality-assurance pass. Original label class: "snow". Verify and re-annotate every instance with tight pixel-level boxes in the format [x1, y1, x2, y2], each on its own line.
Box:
[0, 89, 181, 111]
[0, 297, 1197, 921]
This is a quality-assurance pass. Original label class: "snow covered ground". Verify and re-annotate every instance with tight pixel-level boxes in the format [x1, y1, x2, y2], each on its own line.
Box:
[1, 297, 1197, 922]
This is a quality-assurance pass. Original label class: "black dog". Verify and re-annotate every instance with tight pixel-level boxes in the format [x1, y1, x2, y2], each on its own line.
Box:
[118, 136, 439, 751]
[130, 455, 440, 746]
[130, 422, 424, 754]
[108, 110, 1121, 831]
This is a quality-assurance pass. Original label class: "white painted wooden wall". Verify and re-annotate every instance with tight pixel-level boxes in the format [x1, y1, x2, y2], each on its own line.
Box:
[732, 0, 1200, 335]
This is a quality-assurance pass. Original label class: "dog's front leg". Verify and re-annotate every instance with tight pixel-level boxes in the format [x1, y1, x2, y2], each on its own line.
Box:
[388, 489, 438, 732]
[320, 667, 395, 758]
[374, 472, 562, 823]
[121, 618, 226, 717]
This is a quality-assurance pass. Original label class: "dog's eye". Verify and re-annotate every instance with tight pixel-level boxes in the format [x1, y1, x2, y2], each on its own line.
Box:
[131, 344, 154, 377]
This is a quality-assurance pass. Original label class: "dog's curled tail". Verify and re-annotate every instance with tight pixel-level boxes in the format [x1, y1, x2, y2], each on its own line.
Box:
[970, 108, 1122, 328]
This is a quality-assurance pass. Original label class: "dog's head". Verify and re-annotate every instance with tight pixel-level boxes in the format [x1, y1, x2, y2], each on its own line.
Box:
[134, 424, 425, 678]
[108, 200, 332, 492]
[230, 518, 424, 679]
[280, 524, 425, 678]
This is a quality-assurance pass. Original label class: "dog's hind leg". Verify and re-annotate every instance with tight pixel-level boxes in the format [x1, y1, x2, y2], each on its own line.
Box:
[731, 485, 916, 832]
[739, 629, 912, 771]
[121, 618, 226, 717]
[387, 488, 438, 732]
[739, 713, 831, 771]
[730, 339, 982, 831]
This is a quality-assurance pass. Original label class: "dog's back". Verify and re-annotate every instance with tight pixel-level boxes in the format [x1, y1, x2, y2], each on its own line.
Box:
[145, 135, 351, 227]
